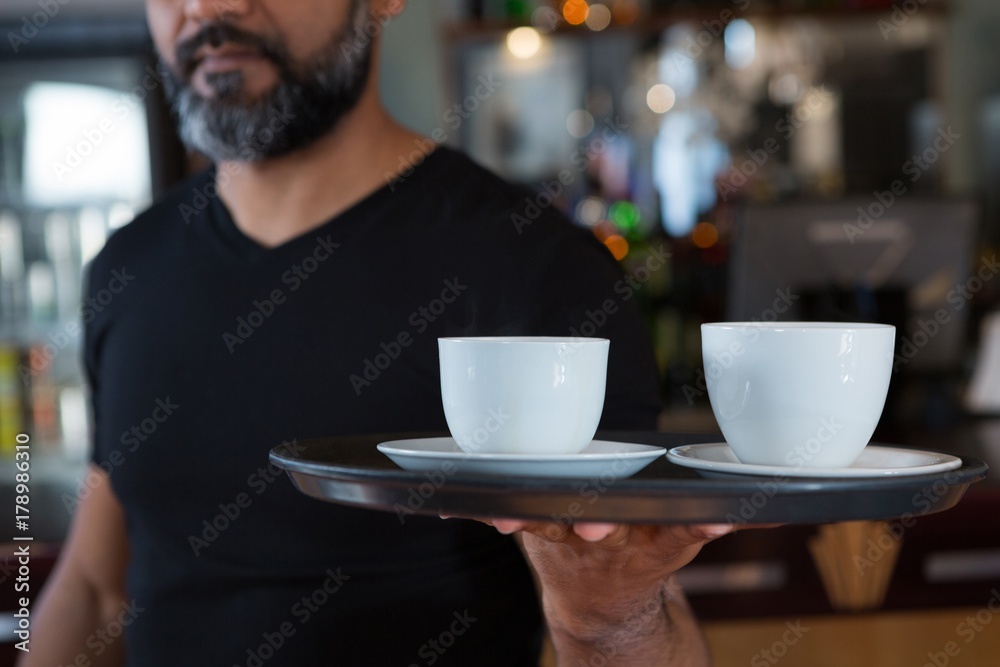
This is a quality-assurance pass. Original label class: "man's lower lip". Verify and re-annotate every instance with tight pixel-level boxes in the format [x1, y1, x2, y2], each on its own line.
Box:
[198, 54, 267, 72]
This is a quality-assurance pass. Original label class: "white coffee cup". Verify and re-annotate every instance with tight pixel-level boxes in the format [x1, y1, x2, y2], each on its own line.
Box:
[701, 322, 895, 467]
[438, 337, 609, 455]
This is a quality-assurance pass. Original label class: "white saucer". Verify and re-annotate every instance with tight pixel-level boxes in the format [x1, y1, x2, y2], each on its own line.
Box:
[666, 443, 963, 478]
[377, 438, 666, 479]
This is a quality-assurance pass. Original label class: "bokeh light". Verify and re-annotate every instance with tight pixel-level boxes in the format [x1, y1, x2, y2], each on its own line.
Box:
[608, 200, 640, 232]
[724, 19, 756, 70]
[563, 0, 589, 26]
[585, 4, 612, 31]
[603, 234, 630, 260]
[532, 6, 561, 32]
[575, 196, 607, 227]
[769, 72, 804, 105]
[566, 109, 596, 138]
[691, 222, 719, 249]
[506, 27, 542, 59]
[611, 0, 640, 25]
[646, 83, 676, 114]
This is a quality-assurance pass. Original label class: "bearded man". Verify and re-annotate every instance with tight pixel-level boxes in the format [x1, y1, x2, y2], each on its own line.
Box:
[27, 1, 733, 665]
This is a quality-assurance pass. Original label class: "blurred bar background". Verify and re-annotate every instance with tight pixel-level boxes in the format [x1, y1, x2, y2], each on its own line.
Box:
[4, 0, 1000, 456]
[0, 1, 999, 664]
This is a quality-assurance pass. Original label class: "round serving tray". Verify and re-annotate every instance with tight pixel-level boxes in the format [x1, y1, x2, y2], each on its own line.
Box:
[269, 432, 988, 525]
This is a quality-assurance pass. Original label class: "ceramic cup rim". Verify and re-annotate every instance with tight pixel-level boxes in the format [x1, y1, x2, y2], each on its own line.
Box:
[702, 321, 894, 332]
[439, 336, 609, 344]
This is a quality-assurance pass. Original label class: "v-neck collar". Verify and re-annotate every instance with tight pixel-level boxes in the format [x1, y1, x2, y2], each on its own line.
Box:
[203, 147, 443, 262]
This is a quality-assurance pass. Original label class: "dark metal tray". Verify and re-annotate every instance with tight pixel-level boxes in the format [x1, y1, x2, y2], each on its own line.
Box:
[269, 432, 988, 525]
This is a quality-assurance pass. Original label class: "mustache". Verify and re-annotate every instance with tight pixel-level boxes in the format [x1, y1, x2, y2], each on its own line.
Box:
[175, 23, 285, 78]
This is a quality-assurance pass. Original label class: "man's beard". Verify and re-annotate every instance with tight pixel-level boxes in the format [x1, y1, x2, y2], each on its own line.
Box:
[161, 0, 372, 163]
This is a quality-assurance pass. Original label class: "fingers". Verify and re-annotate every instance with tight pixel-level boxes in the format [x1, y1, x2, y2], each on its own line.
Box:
[742, 522, 786, 531]
[488, 518, 592, 543]
[464, 517, 572, 542]
[572, 522, 621, 543]
[689, 523, 737, 540]
[491, 519, 619, 542]
[491, 518, 528, 535]
[568, 523, 734, 548]
[444, 514, 746, 546]
[440, 514, 601, 542]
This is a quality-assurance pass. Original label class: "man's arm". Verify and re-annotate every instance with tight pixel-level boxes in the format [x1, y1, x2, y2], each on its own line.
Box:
[495, 521, 733, 666]
[19, 465, 130, 667]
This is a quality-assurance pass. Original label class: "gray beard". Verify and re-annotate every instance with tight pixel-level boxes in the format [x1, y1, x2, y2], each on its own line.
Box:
[163, 0, 372, 163]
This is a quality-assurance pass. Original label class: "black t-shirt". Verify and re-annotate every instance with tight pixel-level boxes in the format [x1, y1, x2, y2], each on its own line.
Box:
[84, 147, 662, 666]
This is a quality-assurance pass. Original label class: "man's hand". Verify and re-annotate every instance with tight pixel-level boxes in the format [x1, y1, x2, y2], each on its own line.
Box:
[486, 520, 735, 666]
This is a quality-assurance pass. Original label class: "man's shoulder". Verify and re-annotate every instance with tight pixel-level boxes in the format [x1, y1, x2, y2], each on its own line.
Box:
[92, 169, 213, 269]
[416, 146, 522, 200]
[410, 147, 598, 248]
